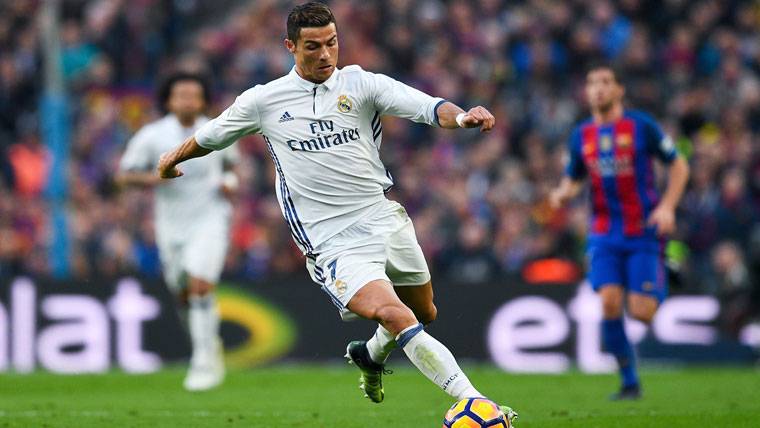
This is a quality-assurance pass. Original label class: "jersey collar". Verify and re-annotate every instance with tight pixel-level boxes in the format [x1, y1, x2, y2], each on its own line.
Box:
[288, 66, 340, 92]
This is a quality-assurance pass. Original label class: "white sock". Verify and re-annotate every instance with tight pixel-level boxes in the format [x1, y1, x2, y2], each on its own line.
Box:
[366, 324, 397, 364]
[188, 294, 220, 366]
[397, 324, 483, 400]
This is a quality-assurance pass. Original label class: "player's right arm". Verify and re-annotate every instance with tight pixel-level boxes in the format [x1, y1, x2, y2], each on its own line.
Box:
[550, 127, 585, 209]
[157, 136, 211, 179]
[550, 177, 584, 209]
[158, 87, 261, 180]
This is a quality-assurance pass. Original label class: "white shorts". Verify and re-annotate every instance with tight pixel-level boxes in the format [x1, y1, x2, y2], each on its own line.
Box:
[157, 219, 230, 291]
[305, 199, 431, 319]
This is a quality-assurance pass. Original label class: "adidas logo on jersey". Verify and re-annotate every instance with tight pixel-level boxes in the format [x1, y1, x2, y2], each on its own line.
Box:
[279, 111, 294, 123]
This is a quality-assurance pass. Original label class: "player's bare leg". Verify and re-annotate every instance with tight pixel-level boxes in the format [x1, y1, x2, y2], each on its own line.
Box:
[360, 281, 437, 370]
[345, 280, 518, 423]
[627, 293, 658, 324]
[599, 285, 641, 400]
[395, 281, 437, 325]
[345, 280, 410, 402]
[393, 281, 517, 421]
[599, 285, 624, 318]
[352, 281, 437, 372]
[184, 276, 224, 391]
[347, 280, 484, 401]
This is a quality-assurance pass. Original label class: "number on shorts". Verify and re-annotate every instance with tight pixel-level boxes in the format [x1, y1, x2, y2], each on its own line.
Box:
[328, 260, 338, 282]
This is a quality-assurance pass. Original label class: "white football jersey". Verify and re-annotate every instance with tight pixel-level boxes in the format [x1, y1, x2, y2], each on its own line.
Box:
[119, 114, 239, 241]
[195, 65, 444, 254]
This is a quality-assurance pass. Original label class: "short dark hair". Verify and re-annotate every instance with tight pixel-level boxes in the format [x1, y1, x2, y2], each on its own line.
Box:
[585, 60, 625, 84]
[287, 2, 336, 43]
[156, 71, 211, 113]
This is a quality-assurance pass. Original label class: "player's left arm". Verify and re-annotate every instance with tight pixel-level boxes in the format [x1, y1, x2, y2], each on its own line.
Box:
[367, 70, 494, 132]
[645, 120, 690, 236]
[157, 136, 211, 179]
[436, 102, 495, 132]
[648, 155, 689, 236]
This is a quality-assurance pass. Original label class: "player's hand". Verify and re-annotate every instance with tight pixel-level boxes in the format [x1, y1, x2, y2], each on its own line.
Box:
[220, 171, 239, 198]
[549, 188, 569, 210]
[647, 204, 676, 236]
[461, 106, 496, 132]
[157, 152, 183, 179]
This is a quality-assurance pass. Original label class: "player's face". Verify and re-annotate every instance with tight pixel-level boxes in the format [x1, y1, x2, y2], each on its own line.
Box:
[167, 80, 205, 120]
[286, 23, 339, 83]
[585, 69, 624, 113]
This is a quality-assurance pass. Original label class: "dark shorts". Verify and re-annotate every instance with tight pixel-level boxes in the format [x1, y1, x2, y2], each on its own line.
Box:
[587, 238, 667, 303]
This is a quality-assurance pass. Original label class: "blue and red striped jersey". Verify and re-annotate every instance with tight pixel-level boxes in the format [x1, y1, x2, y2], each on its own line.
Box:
[565, 110, 677, 240]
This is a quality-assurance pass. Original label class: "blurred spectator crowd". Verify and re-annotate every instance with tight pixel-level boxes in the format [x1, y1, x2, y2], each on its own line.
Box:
[1, 0, 760, 329]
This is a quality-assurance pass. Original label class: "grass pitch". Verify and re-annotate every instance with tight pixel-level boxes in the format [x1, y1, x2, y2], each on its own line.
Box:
[1, 365, 758, 427]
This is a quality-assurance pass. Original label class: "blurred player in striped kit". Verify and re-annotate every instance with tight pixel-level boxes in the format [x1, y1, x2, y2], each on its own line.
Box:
[117, 72, 240, 391]
[551, 64, 690, 399]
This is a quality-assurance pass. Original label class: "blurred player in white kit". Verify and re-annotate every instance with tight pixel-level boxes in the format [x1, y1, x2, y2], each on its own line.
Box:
[116, 72, 240, 391]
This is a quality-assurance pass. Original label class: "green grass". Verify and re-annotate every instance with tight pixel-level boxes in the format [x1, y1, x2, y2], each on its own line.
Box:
[1, 365, 759, 427]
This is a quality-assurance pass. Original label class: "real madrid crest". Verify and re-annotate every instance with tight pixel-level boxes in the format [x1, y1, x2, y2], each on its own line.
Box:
[337, 95, 352, 113]
[335, 279, 348, 295]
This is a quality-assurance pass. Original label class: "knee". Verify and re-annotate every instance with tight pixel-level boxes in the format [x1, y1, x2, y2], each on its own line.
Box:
[188, 277, 215, 296]
[601, 296, 623, 319]
[417, 303, 437, 325]
[374, 304, 418, 336]
[628, 305, 656, 324]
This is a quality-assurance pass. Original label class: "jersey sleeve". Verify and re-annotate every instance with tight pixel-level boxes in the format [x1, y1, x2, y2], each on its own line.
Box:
[565, 127, 586, 179]
[119, 127, 155, 172]
[641, 114, 677, 164]
[195, 87, 262, 150]
[364, 70, 445, 126]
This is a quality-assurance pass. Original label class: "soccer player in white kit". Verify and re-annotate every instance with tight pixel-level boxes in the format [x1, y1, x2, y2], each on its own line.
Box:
[157, 3, 517, 422]
[117, 72, 239, 391]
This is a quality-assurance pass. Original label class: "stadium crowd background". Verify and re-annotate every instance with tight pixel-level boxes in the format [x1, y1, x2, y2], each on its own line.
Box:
[1, 0, 759, 335]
